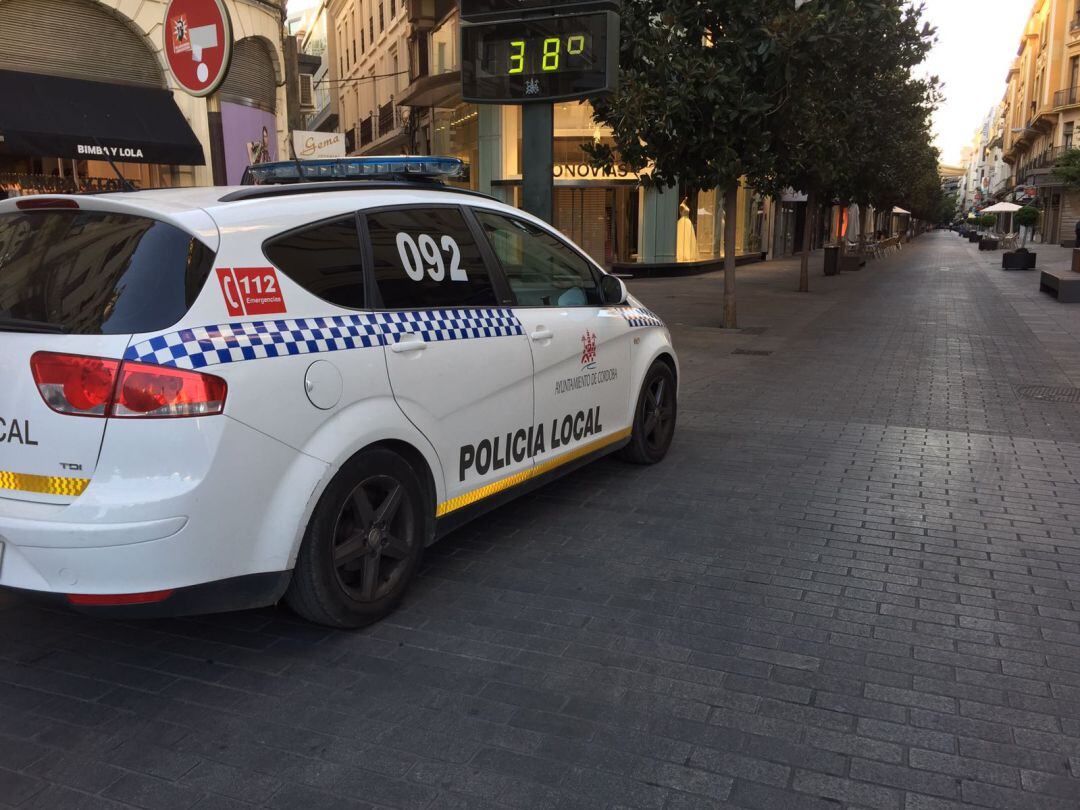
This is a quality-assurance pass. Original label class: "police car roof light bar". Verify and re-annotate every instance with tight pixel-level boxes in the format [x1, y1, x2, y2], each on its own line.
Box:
[242, 156, 467, 186]
[218, 180, 497, 204]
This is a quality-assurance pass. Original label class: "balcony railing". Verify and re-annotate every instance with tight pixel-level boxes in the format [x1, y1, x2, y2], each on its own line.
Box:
[1054, 85, 1080, 108]
[1032, 145, 1066, 169]
[348, 103, 404, 153]
[1016, 145, 1067, 180]
[378, 100, 396, 136]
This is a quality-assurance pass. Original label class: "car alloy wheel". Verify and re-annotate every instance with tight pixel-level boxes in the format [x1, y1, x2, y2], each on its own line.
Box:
[641, 375, 675, 453]
[331, 475, 416, 603]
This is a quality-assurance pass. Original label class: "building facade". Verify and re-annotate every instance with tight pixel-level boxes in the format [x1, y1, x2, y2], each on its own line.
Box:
[939, 164, 964, 201]
[998, 0, 1080, 244]
[0, 0, 288, 194]
[289, 0, 339, 134]
[327, 0, 412, 155]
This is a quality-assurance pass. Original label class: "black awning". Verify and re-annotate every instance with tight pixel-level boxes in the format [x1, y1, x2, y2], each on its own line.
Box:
[0, 70, 205, 166]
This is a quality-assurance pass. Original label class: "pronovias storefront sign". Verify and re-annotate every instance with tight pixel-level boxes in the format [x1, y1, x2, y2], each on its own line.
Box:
[553, 162, 636, 181]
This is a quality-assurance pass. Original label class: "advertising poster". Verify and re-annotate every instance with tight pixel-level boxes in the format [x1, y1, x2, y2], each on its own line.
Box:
[221, 101, 277, 184]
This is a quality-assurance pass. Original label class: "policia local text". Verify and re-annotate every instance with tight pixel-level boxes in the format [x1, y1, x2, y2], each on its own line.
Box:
[459, 407, 603, 481]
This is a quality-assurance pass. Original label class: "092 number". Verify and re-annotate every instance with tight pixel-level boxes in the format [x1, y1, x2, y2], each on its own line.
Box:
[395, 232, 468, 282]
[507, 34, 585, 74]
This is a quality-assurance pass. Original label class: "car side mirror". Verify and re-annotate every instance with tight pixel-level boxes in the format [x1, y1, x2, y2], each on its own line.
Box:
[600, 274, 628, 305]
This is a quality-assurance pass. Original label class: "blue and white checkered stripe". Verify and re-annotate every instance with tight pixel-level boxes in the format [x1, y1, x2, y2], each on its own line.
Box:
[376, 308, 523, 344]
[620, 306, 665, 329]
[124, 309, 524, 370]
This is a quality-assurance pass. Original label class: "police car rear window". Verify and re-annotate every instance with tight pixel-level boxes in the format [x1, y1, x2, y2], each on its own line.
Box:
[263, 216, 366, 310]
[0, 210, 214, 335]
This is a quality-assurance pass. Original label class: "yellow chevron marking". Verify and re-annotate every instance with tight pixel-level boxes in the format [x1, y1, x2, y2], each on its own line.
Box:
[0, 470, 90, 497]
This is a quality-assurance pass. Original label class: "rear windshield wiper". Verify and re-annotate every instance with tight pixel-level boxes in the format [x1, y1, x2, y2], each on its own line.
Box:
[0, 317, 68, 334]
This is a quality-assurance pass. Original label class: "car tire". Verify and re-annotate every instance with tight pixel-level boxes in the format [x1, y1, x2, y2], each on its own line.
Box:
[286, 447, 429, 628]
[620, 361, 677, 465]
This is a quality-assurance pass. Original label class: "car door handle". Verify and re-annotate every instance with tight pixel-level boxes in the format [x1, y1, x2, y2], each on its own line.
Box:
[390, 334, 427, 353]
[529, 327, 554, 341]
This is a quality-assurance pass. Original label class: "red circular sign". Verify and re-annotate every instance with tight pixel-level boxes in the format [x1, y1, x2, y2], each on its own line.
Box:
[163, 0, 233, 97]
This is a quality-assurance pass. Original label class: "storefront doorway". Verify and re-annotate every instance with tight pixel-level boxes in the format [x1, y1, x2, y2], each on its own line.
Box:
[774, 202, 798, 257]
[553, 187, 638, 267]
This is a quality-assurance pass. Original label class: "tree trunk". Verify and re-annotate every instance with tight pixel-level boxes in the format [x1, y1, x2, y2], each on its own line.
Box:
[723, 185, 739, 328]
[799, 189, 816, 292]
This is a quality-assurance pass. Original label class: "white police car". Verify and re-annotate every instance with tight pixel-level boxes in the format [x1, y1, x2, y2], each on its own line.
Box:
[0, 157, 677, 627]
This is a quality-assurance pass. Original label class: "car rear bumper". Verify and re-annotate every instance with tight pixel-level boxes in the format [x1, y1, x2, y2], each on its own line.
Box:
[0, 415, 328, 608]
[0, 570, 291, 618]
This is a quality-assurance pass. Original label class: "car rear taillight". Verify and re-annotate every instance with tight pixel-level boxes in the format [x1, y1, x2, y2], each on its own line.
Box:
[113, 361, 227, 417]
[30, 352, 226, 418]
[31, 353, 120, 416]
[15, 198, 79, 210]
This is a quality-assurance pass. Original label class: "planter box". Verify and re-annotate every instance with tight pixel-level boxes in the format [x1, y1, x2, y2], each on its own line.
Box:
[1002, 251, 1036, 270]
[979, 238, 999, 251]
[968, 233, 981, 243]
[839, 254, 863, 272]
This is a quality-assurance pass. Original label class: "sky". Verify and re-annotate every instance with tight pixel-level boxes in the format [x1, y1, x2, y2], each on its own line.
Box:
[920, 0, 1033, 166]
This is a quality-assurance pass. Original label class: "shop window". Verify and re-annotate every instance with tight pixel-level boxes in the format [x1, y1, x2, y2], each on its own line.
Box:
[676, 185, 760, 262]
[677, 187, 721, 262]
[263, 216, 366, 309]
[475, 211, 601, 308]
[367, 208, 496, 309]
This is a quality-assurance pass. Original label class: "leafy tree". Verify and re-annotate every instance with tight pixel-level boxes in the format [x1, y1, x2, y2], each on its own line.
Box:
[585, 2, 784, 327]
[1015, 205, 1039, 248]
[935, 193, 958, 226]
[1052, 148, 1080, 189]
[587, 0, 940, 320]
[744, 1, 937, 291]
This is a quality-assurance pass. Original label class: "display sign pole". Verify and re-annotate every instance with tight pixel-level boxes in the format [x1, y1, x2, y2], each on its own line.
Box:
[522, 103, 554, 223]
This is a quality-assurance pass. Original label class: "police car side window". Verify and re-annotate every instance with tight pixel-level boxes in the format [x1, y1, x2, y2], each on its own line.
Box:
[263, 216, 365, 309]
[474, 212, 602, 308]
[367, 208, 497, 309]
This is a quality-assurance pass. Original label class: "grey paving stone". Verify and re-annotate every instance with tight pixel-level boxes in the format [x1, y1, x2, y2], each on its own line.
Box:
[5, 234, 1080, 808]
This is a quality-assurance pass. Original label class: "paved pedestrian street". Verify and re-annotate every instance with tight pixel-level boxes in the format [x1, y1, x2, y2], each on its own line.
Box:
[4, 231, 1080, 810]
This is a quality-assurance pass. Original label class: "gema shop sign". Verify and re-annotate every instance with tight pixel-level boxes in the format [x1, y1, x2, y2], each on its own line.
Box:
[163, 0, 233, 97]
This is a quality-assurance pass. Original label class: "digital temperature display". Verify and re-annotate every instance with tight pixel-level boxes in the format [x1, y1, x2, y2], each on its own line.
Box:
[461, 11, 618, 103]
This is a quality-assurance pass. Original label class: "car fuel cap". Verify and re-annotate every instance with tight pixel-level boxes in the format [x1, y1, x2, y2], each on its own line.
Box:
[304, 360, 343, 410]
